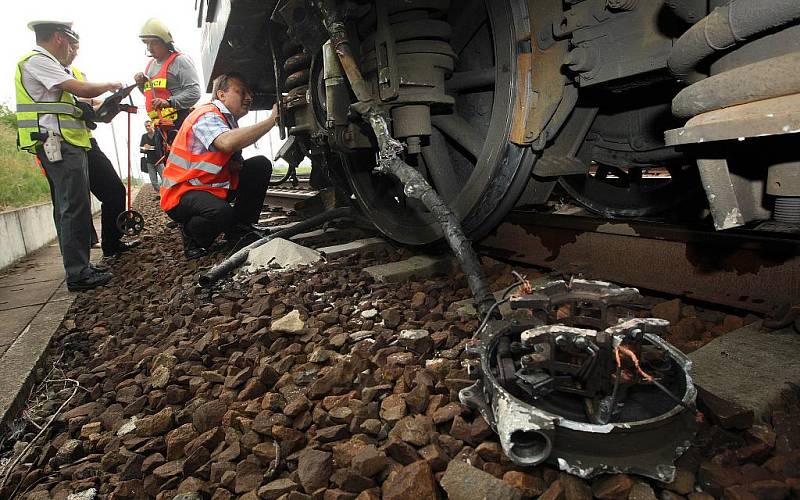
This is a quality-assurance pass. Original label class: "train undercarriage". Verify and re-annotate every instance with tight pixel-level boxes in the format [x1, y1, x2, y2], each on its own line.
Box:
[193, 0, 800, 477]
[198, 0, 800, 246]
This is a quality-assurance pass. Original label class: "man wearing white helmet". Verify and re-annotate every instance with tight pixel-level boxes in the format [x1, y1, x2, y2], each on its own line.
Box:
[133, 18, 201, 171]
[15, 20, 123, 291]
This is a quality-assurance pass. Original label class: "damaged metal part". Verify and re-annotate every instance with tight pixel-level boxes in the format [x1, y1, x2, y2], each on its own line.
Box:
[461, 279, 697, 480]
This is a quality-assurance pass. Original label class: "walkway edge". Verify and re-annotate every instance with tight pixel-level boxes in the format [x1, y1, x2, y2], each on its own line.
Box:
[0, 290, 74, 431]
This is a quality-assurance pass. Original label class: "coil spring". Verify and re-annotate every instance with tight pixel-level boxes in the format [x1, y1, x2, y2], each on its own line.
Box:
[357, 0, 453, 57]
[606, 0, 639, 11]
[283, 41, 311, 97]
[358, 0, 455, 143]
[774, 197, 800, 224]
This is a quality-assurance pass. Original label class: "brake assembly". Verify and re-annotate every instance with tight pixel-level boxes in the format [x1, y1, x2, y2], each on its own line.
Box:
[460, 278, 697, 481]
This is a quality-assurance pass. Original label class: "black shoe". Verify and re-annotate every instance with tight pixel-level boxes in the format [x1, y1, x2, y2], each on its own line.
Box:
[166, 220, 180, 229]
[67, 271, 113, 292]
[90, 263, 110, 273]
[103, 240, 141, 258]
[185, 246, 209, 260]
[180, 225, 209, 260]
[249, 223, 271, 236]
[225, 223, 270, 242]
[224, 231, 260, 249]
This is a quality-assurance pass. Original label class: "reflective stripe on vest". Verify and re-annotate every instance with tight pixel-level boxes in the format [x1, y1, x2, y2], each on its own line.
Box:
[161, 177, 230, 189]
[168, 154, 223, 175]
[188, 178, 230, 188]
[143, 52, 180, 125]
[17, 102, 82, 114]
[15, 51, 91, 153]
[16, 119, 86, 129]
[159, 103, 237, 211]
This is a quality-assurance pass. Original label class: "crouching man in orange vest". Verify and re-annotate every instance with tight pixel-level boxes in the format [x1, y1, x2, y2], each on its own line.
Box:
[160, 72, 279, 260]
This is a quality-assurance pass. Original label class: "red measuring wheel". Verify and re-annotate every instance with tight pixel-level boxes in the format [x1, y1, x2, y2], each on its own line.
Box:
[116, 102, 145, 236]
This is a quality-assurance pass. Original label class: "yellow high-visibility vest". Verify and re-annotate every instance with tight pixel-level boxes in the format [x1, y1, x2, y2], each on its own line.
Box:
[15, 50, 91, 153]
[70, 66, 95, 139]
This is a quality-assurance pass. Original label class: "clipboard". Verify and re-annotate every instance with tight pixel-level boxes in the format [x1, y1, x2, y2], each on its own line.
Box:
[91, 83, 138, 123]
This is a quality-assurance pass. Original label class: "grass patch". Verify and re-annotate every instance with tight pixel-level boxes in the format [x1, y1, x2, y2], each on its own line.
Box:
[0, 122, 50, 211]
[271, 159, 312, 176]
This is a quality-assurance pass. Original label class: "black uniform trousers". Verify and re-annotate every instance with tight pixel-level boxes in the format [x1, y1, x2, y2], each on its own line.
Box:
[38, 142, 93, 283]
[166, 155, 271, 249]
[87, 138, 126, 253]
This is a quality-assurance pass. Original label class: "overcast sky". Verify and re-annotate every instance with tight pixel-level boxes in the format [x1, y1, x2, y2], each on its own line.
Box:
[3, 0, 284, 180]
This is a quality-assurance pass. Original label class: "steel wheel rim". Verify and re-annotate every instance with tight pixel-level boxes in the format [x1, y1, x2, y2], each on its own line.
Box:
[336, 0, 534, 245]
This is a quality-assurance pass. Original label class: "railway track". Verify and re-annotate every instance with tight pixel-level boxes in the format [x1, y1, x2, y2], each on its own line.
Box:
[480, 211, 800, 313]
[266, 186, 799, 313]
[266, 177, 314, 210]
[1, 190, 796, 500]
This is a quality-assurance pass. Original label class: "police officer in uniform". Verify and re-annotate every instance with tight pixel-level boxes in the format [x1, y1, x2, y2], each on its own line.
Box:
[15, 20, 122, 291]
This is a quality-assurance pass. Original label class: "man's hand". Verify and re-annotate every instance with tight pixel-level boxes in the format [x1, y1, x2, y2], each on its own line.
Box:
[141, 144, 154, 152]
[151, 97, 170, 110]
[213, 105, 281, 153]
[268, 103, 280, 125]
[134, 72, 148, 86]
[105, 82, 124, 93]
[60, 80, 123, 99]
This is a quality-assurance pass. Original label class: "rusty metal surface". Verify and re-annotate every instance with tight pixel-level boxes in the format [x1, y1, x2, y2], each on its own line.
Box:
[478, 212, 800, 313]
[510, 0, 571, 147]
[665, 93, 800, 146]
[695, 159, 748, 231]
[671, 52, 800, 119]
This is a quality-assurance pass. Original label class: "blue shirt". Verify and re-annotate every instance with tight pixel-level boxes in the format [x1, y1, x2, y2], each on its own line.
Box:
[190, 100, 238, 155]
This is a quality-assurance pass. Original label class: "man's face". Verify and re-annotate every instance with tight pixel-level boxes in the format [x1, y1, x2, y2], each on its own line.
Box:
[218, 78, 253, 120]
[51, 31, 74, 66]
[145, 122, 153, 133]
[143, 38, 169, 60]
[65, 40, 79, 67]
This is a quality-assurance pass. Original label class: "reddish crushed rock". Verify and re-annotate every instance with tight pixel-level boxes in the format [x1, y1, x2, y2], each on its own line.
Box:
[0, 189, 785, 500]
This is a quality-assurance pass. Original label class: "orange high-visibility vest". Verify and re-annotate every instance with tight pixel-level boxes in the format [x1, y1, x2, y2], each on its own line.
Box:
[143, 52, 180, 126]
[159, 103, 239, 211]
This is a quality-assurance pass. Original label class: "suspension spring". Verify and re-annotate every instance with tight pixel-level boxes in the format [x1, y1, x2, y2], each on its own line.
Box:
[283, 41, 314, 136]
[360, 0, 457, 152]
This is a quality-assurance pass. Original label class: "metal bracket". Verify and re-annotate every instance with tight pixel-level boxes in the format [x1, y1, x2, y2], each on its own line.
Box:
[510, 0, 575, 148]
[375, 1, 400, 101]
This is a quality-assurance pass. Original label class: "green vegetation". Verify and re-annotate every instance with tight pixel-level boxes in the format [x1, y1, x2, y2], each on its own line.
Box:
[0, 104, 51, 211]
[271, 159, 312, 176]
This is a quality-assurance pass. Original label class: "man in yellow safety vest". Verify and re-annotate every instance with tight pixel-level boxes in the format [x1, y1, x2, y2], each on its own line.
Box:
[15, 20, 122, 291]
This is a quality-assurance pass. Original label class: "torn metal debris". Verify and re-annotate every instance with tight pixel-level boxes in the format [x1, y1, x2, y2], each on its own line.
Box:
[461, 278, 697, 481]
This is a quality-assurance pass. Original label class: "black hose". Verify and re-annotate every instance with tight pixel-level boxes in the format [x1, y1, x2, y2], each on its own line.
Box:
[668, 0, 800, 84]
[268, 163, 298, 186]
[199, 206, 356, 287]
[383, 157, 495, 315]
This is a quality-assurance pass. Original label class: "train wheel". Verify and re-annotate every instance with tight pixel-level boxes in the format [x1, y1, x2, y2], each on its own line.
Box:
[558, 164, 702, 218]
[334, 0, 535, 245]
